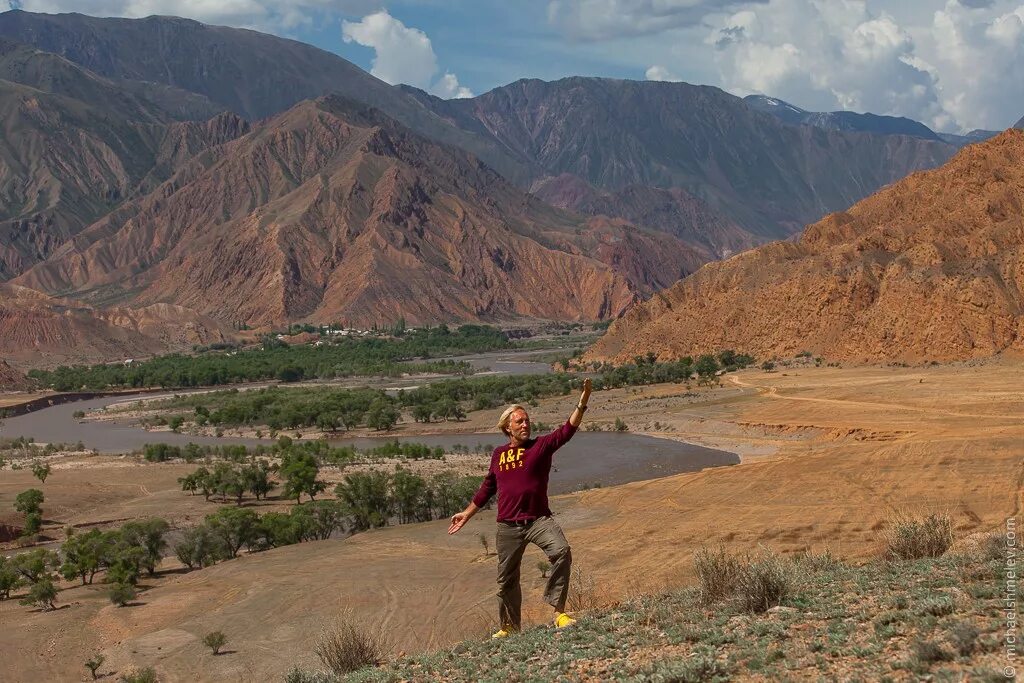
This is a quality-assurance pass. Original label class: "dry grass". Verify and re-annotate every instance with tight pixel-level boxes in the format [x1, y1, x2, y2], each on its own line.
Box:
[566, 564, 601, 612]
[883, 511, 954, 561]
[693, 545, 745, 604]
[315, 613, 391, 676]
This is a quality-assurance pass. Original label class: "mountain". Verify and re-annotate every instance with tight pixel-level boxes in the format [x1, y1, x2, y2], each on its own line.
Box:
[584, 129, 1024, 364]
[421, 78, 956, 239]
[0, 10, 534, 184]
[743, 95, 942, 141]
[14, 96, 705, 328]
[0, 12, 959, 250]
[937, 130, 1001, 147]
[0, 37, 221, 123]
[531, 174, 759, 259]
[0, 74, 249, 279]
[0, 284, 227, 368]
[1015, 117, 1023, 129]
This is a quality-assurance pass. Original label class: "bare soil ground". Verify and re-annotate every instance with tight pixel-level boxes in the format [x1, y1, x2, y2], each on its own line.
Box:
[1, 362, 1020, 682]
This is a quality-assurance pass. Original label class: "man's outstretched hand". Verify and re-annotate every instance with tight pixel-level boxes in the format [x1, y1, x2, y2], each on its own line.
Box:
[448, 511, 470, 535]
[580, 377, 592, 403]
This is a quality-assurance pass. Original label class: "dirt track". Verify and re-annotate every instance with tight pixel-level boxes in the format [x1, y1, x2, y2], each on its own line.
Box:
[1, 361, 1021, 682]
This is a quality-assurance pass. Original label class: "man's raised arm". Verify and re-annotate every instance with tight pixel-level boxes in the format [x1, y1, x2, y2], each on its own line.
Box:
[569, 378, 592, 428]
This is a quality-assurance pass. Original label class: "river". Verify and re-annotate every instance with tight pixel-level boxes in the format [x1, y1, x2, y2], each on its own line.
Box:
[0, 348, 738, 489]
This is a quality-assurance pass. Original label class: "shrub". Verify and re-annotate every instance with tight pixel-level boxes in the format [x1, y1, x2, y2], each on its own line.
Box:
[314, 616, 389, 675]
[613, 417, 628, 432]
[884, 512, 954, 561]
[203, 630, 228, 655]
[109, 582, 137, 607]
[917, 596, 954, 617]
[284, 670, 339, 683]
[85, 654, 105, 680]
[910, 638, 953, 666]
[640, 648, 730, 683]
[734, 553, 794, 613]
[792, 548, 843, 573]
[693, 546, 745, 604]
[119, 667, 158, 683]
[566, 564, 600, 612]
[949, 621, 980, 656]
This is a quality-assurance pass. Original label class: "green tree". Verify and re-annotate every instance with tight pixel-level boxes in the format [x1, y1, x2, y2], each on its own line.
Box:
[14, 488, 44, 535]
[392, 469, 428, 524]
[241, 461, 274, 501]
[364, 398, 400, 431]
[335, 471, 393, 531]
[694, 355, 721, 383]
[60, 529, 115, 585]
[109, 582, 137, 607]
[205, 507, 261, 559]
[31, 460, 51, 484]
[20, 575, 57, 610]
[411, 404, 433, 423]
[119, 519, 169, 576]
[280, 452, 326, 504]
[0, 556, 24, 599]
[174, 526, 224, 569]
[203, 630, 228, 655]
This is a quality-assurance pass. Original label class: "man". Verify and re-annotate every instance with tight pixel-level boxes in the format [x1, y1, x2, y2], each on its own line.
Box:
[448, 378, 592, 638]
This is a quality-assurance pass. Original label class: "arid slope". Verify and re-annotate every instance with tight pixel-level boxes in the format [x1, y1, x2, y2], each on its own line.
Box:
[0, 284, 228, 368]
[1, 362, 1020, 681]
[586, 129, 1024, 364]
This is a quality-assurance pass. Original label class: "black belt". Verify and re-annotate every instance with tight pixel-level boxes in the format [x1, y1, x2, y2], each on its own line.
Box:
[502, 518, 537, 527]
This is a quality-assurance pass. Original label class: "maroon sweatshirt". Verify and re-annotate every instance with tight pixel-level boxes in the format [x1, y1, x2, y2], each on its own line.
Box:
[472, 420, 578, 522]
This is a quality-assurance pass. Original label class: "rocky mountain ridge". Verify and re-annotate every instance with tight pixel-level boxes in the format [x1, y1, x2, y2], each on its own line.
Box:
[13, 96, 704, 328]
[585, 130, 1024, 364]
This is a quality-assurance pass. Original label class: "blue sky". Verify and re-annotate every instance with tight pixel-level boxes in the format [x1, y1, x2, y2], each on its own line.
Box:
[7, 1, 1024, 132]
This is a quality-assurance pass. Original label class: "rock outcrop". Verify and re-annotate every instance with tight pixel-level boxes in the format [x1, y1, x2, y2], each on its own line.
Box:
[585, 130, 1024, 364]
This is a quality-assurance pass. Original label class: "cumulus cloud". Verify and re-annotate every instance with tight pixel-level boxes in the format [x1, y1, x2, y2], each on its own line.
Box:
[8, 0, 380, 30]
[342, 10, 473, 98]
[548, 0, 766, 41]
[918, 1, 1024, 131]
[645, 64, 682, 81]
[704, 0, 1023, 132]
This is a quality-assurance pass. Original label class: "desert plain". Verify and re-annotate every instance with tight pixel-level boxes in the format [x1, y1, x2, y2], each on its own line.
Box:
[0, 359, 1021, 682]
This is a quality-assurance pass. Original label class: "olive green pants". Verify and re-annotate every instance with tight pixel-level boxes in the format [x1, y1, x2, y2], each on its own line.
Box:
[495, 515, 572, 630]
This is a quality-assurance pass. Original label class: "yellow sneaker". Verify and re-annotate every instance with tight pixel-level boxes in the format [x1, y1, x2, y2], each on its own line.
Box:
[554, 613, 576, 629]
[491, 628, 512, 639]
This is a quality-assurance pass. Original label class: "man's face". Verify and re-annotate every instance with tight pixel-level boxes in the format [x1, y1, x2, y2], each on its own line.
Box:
[508, 408, 530, 441]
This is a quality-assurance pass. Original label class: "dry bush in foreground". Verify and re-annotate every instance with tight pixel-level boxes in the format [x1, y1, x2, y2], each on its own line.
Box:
[693, 545, 746, 604]
[734, 553, 794, 613]
[884, 512, 953, 561]
[694, 546, 798, 613]
[566, 564, 600, 612]
[315, 614, 390, 675]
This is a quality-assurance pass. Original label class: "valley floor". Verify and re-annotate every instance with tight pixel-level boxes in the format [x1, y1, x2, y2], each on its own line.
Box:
[1, 360, 1021, 681]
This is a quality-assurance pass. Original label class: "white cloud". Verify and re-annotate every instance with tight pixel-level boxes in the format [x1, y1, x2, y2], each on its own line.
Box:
[435, 72, 473, 98]
[645, 64, 682, 81]
[702, 0, 1024, 132]
[342, 10, 473, 99]
[548, 0, 765, 41]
